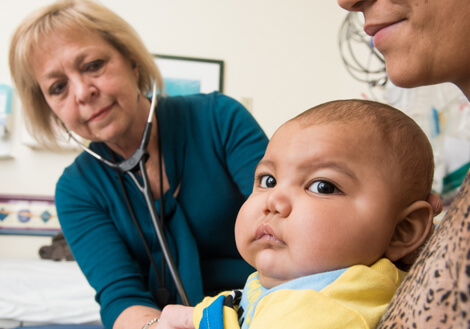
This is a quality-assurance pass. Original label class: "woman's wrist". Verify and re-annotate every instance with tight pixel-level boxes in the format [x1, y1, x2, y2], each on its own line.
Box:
[113, 305, 161, 329]
[142, 317, 159, 329]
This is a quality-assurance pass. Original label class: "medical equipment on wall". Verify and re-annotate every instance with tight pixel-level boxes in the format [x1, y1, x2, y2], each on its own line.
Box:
[338, 12, 387, 91]
[0, 84, 13, 158]
[64, 82, 190, 307]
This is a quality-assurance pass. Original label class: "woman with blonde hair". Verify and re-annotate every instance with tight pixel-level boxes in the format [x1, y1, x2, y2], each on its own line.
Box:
[9, 1, 268, 328]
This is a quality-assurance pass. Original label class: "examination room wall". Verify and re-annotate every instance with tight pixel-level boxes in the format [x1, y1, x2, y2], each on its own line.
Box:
[0, 0, 365, 258]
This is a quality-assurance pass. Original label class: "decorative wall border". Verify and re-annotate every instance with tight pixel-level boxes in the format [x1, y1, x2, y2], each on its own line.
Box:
[0, 194, 60, 236]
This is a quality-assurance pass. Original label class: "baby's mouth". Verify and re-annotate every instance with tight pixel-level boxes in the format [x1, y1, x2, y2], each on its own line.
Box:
[255, 223, 283, 244]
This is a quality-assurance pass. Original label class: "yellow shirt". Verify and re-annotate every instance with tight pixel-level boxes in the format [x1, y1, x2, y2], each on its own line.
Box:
[193, 258, 407, 329]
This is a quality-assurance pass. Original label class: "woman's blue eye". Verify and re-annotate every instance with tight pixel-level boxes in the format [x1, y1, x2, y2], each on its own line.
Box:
[309, 180, 338, 194]
[260, 175, 276, 188]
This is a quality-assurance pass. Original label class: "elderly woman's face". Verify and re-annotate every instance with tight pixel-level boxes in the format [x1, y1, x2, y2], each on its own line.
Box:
[337, 0, 470, 91]
[32, 30, 141, 143]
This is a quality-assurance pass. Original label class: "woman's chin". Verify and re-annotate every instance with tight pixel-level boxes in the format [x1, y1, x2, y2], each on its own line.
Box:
[385, 60, 443, 90]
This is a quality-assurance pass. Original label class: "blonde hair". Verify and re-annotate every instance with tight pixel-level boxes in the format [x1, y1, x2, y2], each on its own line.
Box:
[9, 0, 163, 148]
[291, 99, 435, 208]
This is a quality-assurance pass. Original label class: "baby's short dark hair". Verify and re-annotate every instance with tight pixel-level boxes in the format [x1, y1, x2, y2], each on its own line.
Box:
[290, 99, 434, 208]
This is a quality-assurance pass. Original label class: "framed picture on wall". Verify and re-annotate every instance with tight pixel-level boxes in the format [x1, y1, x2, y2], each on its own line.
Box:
[0, 194, 60, 236]
[154, 54, 224, 96]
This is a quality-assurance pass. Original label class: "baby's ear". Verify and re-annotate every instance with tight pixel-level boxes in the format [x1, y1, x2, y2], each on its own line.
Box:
[384, 200, 434, 263]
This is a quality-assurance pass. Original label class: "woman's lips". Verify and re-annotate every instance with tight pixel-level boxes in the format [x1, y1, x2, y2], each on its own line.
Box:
[364, 22, 392, 37]
[364, 19, 405, 48]
[364, 19, 405, 36]
[255, 223, 284, 244]
[87, 103, 114, 122]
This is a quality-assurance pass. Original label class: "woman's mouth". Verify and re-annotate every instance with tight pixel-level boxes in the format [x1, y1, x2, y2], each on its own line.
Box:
[364, 20, 405, 48]
[87, 103, 114, 122]
[364, 22, 393, 37]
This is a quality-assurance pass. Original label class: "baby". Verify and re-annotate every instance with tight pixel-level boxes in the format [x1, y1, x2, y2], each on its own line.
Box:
[158, 99, 437, 329]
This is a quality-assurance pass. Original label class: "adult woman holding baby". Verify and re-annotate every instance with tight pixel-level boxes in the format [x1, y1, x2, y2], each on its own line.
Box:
[338, 0, 470, 326]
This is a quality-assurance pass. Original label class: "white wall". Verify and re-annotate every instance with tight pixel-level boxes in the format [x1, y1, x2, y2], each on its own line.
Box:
[0, 0, 366, 257]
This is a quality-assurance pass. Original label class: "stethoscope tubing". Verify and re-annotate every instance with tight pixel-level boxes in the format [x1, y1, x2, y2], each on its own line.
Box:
[126, 154, 190, 306]
[64, 83, 190, 306]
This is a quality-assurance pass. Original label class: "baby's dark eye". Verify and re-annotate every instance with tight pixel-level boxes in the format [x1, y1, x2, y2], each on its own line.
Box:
[309, 180, 339, 194]
[260, 175, 276, 188]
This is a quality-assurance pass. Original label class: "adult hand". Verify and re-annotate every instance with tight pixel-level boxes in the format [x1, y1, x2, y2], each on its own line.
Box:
[158, 305, 195, 329]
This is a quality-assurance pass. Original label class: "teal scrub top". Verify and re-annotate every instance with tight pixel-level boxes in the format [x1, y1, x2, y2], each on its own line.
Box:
[55, 92, 269, 329]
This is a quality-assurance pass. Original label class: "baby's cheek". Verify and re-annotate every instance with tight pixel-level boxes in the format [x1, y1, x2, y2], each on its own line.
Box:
[234, 225, 251, 263]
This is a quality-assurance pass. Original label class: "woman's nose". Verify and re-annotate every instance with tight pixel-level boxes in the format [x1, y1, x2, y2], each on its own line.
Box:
[74, 78, 98, 104]
[337, 0, 369, 12]
[265, 188, 292, 218]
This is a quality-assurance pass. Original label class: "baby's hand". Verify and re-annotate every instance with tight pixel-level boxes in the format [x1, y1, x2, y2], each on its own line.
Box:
[158, 305, 195, 329]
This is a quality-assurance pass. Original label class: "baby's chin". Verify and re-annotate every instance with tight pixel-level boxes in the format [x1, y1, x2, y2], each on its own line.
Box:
[257, 272, 290, 289]
[256, 261, 341, 289]
[253, 251, 330, 288]
[256, 264, 308, 289]
[255, 259, 291, 289]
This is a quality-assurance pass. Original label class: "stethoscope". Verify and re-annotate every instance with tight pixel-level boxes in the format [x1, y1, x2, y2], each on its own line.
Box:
[63, 83, 190, 307]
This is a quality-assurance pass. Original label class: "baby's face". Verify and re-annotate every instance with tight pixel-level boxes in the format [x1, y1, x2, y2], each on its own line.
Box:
[235, 121, 403, 288]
